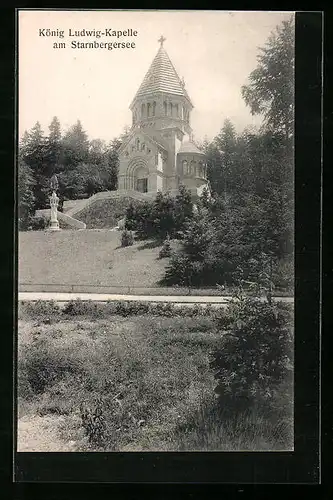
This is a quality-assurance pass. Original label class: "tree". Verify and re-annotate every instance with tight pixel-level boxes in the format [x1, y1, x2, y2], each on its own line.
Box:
[19, 122, 50, 209]
[45, 116, 63, 175]
[205, 142, 223, 195]
[88, 139, 106, 165]
[103, 138, 122, 191]
[215, 119, 238, 195]
[18, 158, 36, 229]
[62, 120, 90, 168]
[241, 17, 295, 141]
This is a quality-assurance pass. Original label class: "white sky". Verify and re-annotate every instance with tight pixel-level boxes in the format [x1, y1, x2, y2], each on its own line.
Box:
[18, 10, 293, 143]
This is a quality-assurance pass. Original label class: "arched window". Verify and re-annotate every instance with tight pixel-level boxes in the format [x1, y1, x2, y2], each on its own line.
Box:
[190, 161, 196, 175]
[147, 102, 151, 117]
[141, 143, 145, 151]
[136, 138, 140, 150]
[141, 103, 146, 119]
[152, 101, 156, 116]
[169, 102, 173, 116]
[163, 101, 167, 115]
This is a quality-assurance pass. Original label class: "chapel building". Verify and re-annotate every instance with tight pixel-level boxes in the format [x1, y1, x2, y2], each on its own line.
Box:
[117, 36, 210, 199]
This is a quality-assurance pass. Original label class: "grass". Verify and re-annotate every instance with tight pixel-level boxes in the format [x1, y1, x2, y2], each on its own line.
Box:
[76, 197, 142, 229]
[17, 301, 293, 452]
[19, 230, 168, 288]
[18, 230, 293, 296]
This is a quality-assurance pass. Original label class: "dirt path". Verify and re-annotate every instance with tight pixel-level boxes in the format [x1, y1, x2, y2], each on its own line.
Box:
[17, 414, 78, 452]
[19, 292, 294, 304]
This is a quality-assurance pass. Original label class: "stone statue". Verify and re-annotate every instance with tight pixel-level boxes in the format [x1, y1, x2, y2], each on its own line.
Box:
[48, 189, 60, 231]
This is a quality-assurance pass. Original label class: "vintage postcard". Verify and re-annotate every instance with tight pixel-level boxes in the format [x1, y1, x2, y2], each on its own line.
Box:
[17, 9, 297, 461]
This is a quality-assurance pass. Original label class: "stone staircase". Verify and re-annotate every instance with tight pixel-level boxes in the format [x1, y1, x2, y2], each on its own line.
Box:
[36, 190, 155, 230]
[35, 209, 87, 229]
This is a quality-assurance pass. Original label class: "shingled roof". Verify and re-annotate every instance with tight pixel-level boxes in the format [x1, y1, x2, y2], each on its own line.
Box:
[178, 141, 204, 155]
[131, 45, 193, 107]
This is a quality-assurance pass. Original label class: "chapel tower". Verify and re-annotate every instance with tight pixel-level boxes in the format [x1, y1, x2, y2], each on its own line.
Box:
[117, 36, 209, 199]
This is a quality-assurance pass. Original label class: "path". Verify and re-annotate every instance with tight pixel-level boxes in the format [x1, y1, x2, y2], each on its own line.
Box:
[17, 414, 78, 452]
[19, 292, 294, 304]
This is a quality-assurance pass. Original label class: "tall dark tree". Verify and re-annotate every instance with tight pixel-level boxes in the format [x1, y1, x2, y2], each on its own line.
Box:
[45, 116, 63, 176]
[18, 158, 36, 229]
[241, 17, 295, 141]
[19, 122, 50, 209]
[215, 118, 237, 195]
[62, 120, 90, 168]
[103, 137, 122, 191]
[88, 139, 106, 164]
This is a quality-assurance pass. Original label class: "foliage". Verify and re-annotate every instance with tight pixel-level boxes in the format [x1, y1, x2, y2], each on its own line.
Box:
[211, 289, 293, 414]
[124, 185, 194, 241]
[18, 159, 36, 230]
[29, 215, 49, 231]
[162, 20, 294, 290]
[19, 118, 124, 214]
[241, 17, 295, 140]
[18, 307, 293, 451]
[18, 314, 220, 450]
[19, 299, 61, 320]
[80, 398, 106, 447]
[20, 299, 218, 321]
[159, 234, 172, 258]
[121, 229, 134, 247]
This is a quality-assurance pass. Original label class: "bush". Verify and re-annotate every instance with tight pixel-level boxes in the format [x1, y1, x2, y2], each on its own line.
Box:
[159, 235, 172, 259]
[19, 300, 61, 320]
[121, 229, 134, 247]
[272, 258, 294, 291]
[30, 215, 49, 231]
[62, 299, 108, 318]
[211, 294, 293, 414]
[124, 185, 194, 241]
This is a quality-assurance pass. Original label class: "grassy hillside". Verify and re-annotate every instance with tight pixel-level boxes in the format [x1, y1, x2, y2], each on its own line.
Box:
[19, 229, 167, 289]
[76, 197, 143, 229]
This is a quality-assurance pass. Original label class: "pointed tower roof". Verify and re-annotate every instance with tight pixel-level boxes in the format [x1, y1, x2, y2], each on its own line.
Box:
[130, 36, 193, 108]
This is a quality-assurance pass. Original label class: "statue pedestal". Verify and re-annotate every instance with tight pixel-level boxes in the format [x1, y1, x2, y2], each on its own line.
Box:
[48, 219, 60, 231]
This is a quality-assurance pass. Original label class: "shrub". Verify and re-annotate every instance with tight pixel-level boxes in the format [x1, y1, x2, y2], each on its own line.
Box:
[210, 294, 293, 414]
[19, 300, 61, 320]
[272, 257, 294, 291]
[121, 229, 134, 247]
[113, 300, 150, 317]
[62, 299, 107, 318]
[80, 397, 106, 448]
[159, 234, 172, 259]
[29, 215, 49, 231]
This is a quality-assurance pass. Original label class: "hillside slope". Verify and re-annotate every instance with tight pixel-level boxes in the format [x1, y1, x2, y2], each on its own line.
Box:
[19, 230, 167, 289]
[75, 197, 143, 229]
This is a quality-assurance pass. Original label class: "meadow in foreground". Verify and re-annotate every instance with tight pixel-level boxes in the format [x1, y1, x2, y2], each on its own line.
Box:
[17, 299, 293, 452]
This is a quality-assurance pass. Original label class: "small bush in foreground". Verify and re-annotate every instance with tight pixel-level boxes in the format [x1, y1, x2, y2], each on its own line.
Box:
[19, 300, 61, 320]
[59, 299, 219, 318]
[121, 229, 134, 247]
[211, 293, 293, 414]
